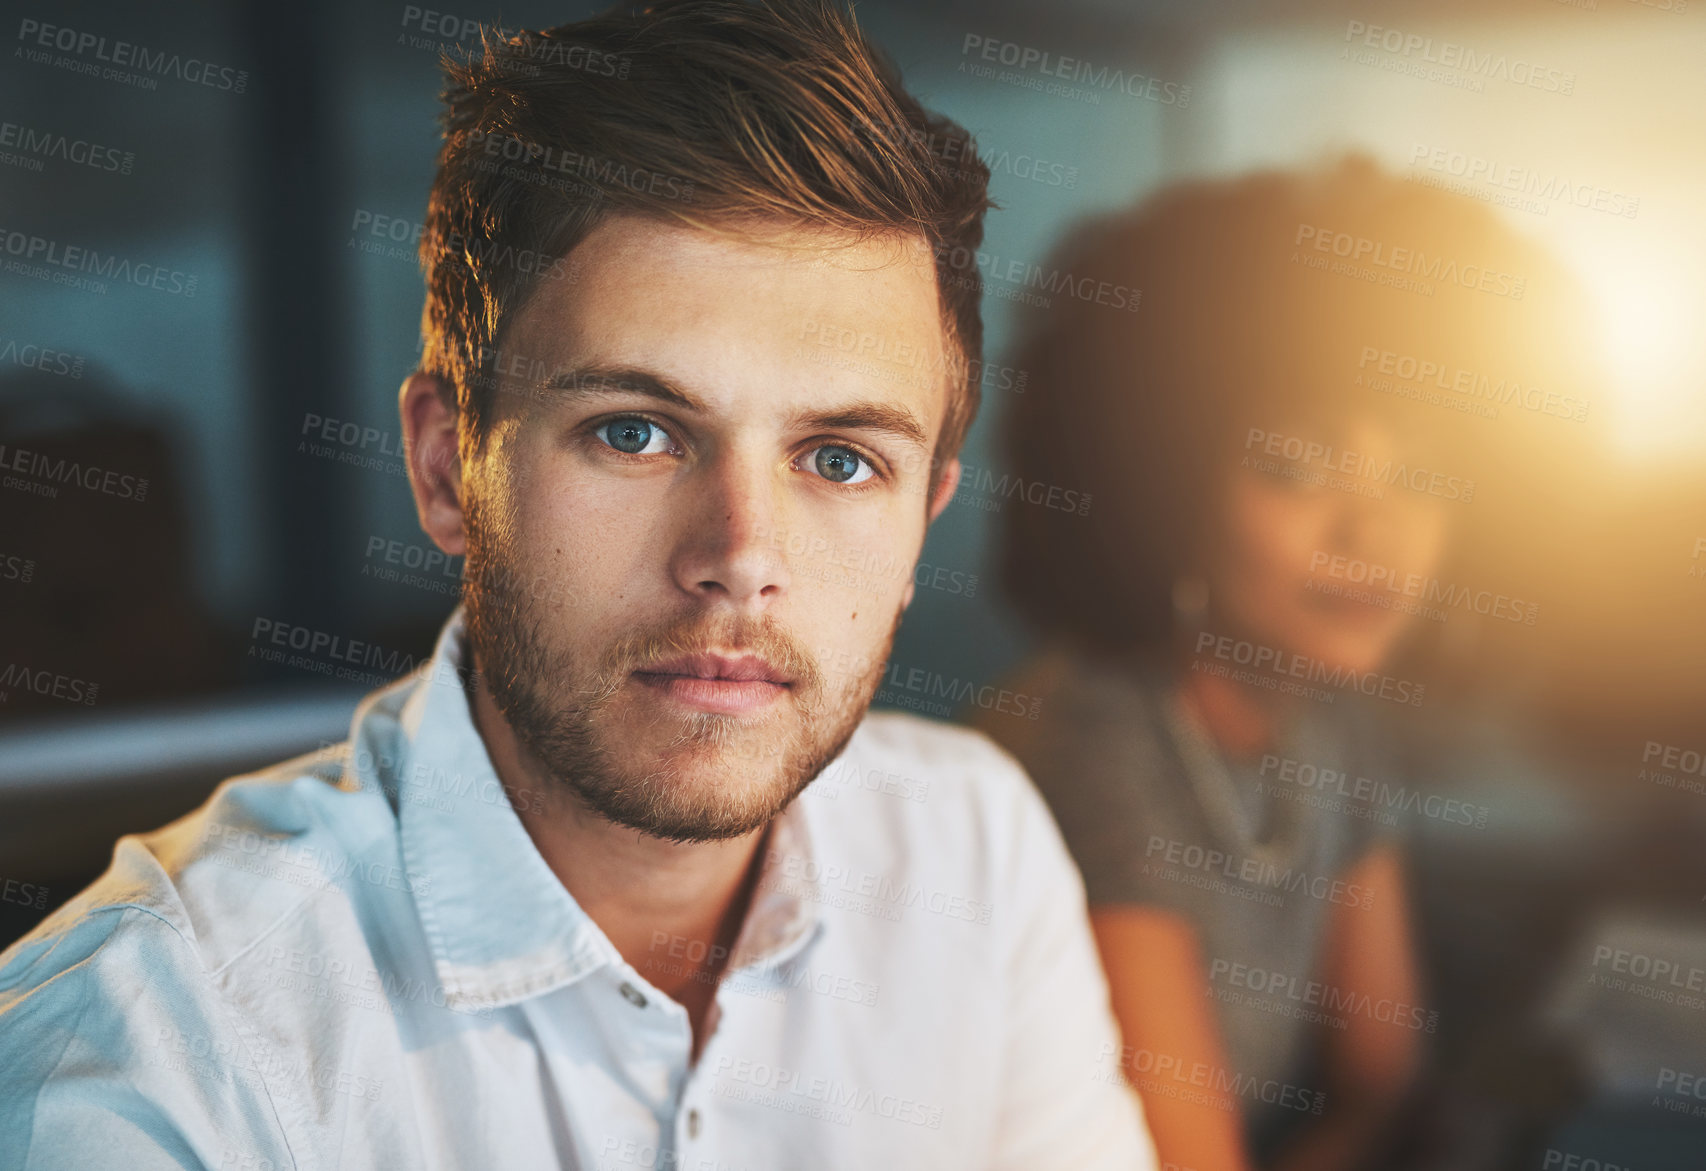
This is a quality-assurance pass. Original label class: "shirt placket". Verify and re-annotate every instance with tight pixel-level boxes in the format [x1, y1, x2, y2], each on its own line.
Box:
[520, 962, 696, 1171]
[666, 911, 826, 1170]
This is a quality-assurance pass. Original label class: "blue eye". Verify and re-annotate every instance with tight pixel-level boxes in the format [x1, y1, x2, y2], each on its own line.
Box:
[811, 445, 873, 485]
[597, 416, 672, 455]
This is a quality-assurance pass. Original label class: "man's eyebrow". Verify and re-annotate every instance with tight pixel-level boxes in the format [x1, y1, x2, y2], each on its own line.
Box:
[786, 402, 929, 451]
[536, 364, 930, 450]
[537, 365, 706, 412]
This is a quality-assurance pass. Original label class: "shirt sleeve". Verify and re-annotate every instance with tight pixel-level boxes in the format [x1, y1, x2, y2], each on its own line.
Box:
[987, 749, 1159, 1171]
[0, 905, 295, 1171]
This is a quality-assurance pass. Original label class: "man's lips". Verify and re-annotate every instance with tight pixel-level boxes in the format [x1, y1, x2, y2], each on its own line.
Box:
[631, 652, 794, 716]
[633, 652, 794, 686]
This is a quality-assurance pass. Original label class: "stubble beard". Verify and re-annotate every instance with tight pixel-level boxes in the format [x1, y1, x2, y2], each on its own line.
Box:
[460, 494, 898, 843]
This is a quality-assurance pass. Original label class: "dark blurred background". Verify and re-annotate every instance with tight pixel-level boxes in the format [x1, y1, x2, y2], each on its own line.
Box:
[3, 0, 1705, 1166]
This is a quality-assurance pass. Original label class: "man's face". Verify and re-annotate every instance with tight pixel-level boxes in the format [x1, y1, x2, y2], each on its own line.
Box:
[459, 214, 957, 843]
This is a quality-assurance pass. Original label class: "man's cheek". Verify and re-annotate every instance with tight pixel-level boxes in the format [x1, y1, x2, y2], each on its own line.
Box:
[527, 481, 659, 596]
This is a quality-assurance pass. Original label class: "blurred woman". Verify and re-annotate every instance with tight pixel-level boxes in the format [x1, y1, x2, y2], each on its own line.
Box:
[971, 155, 1599, 1170]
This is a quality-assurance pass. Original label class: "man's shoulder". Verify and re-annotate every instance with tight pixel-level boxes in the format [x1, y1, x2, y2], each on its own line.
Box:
[0, 843, 298, 1168]
[0, 738, 396, 1011]
[0, 876, 217, 1063]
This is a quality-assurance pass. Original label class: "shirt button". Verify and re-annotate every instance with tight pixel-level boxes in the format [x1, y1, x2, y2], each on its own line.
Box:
[619, 981, 647, 1009]
[687, 1108, 701, 1139]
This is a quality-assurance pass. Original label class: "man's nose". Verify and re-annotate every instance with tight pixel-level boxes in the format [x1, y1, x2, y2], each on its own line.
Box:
[668, 449, 792, 608]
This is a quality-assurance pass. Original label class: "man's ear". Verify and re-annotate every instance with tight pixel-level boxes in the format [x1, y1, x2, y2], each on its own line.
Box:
[926, 456, 961, 525]
[399, 372, 467, 557]
[902, 457, 963, 610]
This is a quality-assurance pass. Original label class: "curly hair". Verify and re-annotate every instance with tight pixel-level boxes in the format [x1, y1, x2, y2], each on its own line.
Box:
[995, 154, 1601, 666]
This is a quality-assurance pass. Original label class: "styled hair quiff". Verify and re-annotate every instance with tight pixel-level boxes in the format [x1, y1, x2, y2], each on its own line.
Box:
[417, 0, 995, 472]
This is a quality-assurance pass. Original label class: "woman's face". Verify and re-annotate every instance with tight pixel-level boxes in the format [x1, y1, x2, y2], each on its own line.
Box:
[1201, 412, 1453, 676]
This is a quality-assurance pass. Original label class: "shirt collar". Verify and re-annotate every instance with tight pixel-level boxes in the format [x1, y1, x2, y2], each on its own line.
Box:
[729, 788, 823, 974]
[387, 604, 824, 1012]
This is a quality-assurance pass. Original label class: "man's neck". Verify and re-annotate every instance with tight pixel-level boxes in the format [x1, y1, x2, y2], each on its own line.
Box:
[467, 679, 768, 1053]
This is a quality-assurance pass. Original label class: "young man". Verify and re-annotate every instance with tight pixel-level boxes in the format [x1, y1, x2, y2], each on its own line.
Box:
[0, 2, 1154, 1168]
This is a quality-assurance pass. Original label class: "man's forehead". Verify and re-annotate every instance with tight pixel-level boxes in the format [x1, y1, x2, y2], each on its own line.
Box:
[497, 213, 954, 425]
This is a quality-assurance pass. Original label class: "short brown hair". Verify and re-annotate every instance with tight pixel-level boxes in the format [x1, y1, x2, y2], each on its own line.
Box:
[417, 0, 994, 474]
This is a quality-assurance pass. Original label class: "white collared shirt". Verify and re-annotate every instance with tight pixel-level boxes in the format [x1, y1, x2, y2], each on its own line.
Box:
[0, 606, 1155, 1170]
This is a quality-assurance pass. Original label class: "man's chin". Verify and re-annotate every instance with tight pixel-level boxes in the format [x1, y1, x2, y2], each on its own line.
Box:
[558, 720, 810, 837]
[575, 766, 800, 843]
